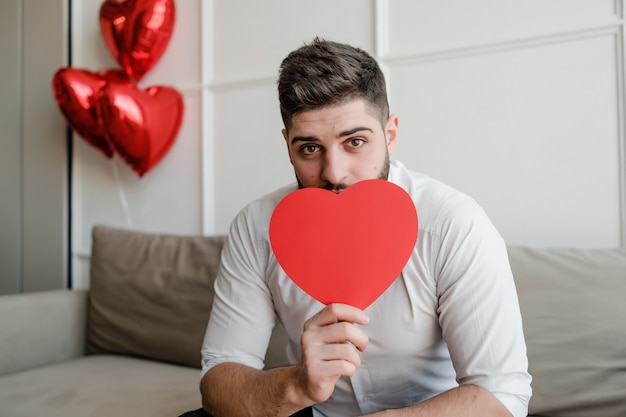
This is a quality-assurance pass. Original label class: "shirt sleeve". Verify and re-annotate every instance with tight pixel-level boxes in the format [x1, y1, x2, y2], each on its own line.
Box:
[432, 196, 532, 417]
[200, 204, 277, 379]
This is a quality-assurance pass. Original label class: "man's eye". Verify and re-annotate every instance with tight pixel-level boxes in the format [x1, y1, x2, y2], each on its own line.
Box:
[301, 145, 320, 155]
[347, 138, 365, 148]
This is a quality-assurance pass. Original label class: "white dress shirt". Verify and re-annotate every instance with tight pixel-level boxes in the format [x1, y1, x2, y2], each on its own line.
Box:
[201, 159, 532, 417]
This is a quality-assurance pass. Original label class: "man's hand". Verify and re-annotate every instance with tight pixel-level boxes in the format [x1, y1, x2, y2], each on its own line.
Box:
[296, 303, 370, 404]
[201, 303, 369, 417]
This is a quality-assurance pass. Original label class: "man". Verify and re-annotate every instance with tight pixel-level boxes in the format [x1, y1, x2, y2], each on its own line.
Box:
[197, 38, 532, 416]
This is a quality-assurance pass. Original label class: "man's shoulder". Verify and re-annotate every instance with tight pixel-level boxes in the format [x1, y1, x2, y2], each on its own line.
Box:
[246, 183, 298, 211]
[390, 159, 473, 207]
[231, 183, 298, 230]
[389, 159, 489, 234]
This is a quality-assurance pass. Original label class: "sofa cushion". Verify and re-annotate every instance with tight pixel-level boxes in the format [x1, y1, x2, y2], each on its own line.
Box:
[508, 246, 626, 417]
[0, 355, 200, 417]
[87, 225, 226, 368]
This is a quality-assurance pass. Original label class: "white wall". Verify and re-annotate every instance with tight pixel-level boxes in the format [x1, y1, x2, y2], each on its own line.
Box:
[71, 0, 626, 288]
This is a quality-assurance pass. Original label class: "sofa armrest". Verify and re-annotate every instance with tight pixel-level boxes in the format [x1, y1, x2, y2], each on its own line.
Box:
[0, 289, 88, 376]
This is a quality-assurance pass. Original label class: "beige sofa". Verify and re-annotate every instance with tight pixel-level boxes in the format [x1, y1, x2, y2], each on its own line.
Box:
[0, 225, 624, 417]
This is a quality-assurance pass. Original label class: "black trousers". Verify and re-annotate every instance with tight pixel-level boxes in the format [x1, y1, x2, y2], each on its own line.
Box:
[179, 407, 313, 417]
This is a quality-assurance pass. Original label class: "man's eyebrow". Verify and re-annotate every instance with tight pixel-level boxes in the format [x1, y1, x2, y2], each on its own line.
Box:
[338, 126, 374, 137]
[291, 136, 319, 145]
[290, 127, 374, 145]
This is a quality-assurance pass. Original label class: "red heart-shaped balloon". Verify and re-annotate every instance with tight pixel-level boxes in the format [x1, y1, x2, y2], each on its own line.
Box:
[99, 0, 176, 81]
[97, 82, 183, 176]
[52, 67, 131, 158]
[269, 179, 418, 310]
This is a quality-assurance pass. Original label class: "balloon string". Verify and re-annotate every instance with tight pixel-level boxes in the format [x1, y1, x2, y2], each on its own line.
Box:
[111, 157, 134, 229]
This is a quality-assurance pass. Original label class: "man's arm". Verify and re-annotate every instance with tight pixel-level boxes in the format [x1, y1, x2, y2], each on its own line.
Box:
[201, 304, 370, 417]
[361, 385, 512, 417]
[201, 362, 305, 417]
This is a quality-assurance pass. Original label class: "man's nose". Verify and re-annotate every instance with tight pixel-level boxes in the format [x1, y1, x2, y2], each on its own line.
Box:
[321, 149, 348, 187]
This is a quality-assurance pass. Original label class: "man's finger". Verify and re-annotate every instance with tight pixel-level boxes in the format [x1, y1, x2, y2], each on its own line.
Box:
[307, 303, 370, 327]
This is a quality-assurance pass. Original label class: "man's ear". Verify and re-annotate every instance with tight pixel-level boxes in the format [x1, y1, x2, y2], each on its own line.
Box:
[385, 114, 399, 154]
[282, 128, 294, 165]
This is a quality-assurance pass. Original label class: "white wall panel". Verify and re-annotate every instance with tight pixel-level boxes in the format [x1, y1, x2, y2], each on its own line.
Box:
[389, 32, 622, 248]
[211, 0, 375, 84]
[212, 82, 292, 233]
[384, 0, 618, 57]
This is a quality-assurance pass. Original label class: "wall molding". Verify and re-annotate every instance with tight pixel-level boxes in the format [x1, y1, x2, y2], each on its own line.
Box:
[617, 23, 626, 246]
[380, 24, 622, 67]
[201, 0, 215, 235]
[374, 0, 389, 59]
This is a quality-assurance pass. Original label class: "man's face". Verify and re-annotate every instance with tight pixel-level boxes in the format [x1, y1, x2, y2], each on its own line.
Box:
[282, 99, 398, 192]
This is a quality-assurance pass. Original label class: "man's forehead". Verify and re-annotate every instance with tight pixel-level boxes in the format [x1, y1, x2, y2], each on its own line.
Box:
[289, 101, 379, 134]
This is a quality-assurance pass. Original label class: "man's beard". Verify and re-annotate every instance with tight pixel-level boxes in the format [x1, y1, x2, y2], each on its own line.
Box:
[296, 154, 390, 191]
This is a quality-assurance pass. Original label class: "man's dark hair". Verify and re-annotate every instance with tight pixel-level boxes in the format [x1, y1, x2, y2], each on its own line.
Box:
[278, 37, 389, 130]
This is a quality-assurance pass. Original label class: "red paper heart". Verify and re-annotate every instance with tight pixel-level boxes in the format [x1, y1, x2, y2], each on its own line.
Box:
[270, 179, 418, 310]
[97, 82, 183, 176]
[99, 0, 176, 81]
[52, 68, 130, 158]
